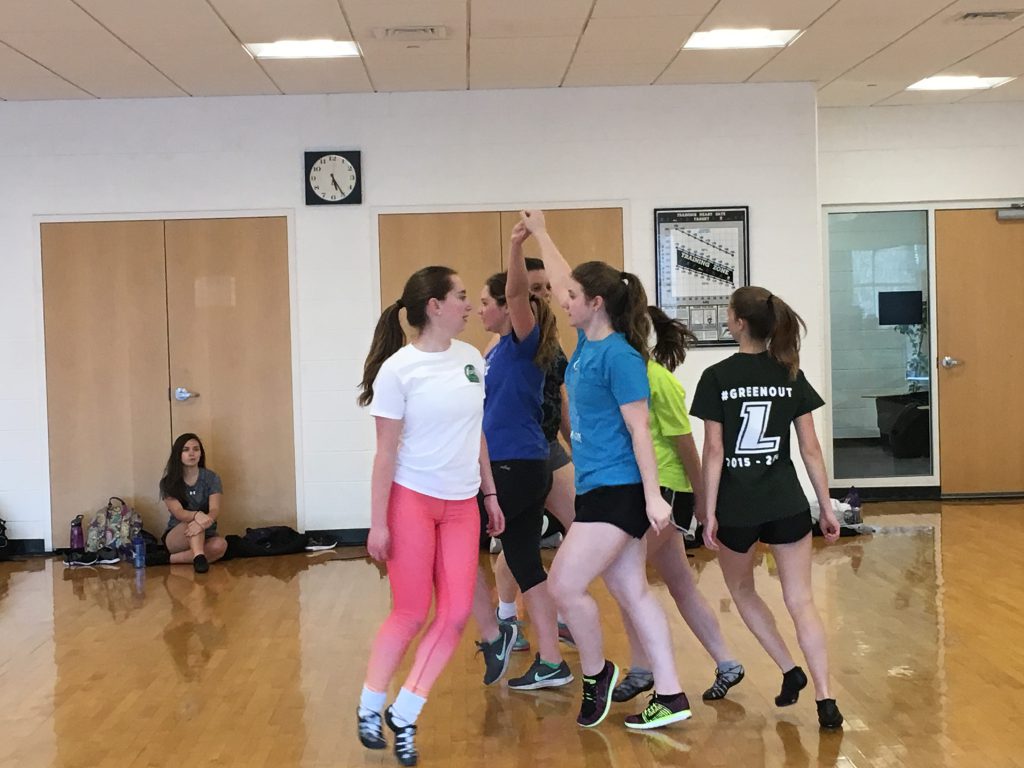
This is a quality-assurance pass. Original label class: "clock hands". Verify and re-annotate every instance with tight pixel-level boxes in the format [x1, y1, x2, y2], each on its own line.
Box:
[330, 173, 343, 194]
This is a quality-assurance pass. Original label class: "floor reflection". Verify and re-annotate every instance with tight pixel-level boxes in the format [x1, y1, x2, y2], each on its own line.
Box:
[0, 505, 1021, 766]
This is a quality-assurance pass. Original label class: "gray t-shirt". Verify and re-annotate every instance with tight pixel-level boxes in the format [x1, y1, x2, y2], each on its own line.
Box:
[162, 468, 222, 531]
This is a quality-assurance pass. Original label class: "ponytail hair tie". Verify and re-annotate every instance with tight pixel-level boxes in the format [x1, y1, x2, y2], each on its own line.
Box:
[766, 293, 775, 306]
[395, 298, 405, 309]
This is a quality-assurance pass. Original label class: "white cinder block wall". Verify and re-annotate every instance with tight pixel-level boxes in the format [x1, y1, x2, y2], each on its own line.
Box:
[0, 83, 822, 546]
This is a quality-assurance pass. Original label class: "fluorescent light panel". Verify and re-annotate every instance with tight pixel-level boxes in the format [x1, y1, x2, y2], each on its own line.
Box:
[244, 39, 360, 59]
[907, 75, 1014, 91]
[684, 28, 801, 50]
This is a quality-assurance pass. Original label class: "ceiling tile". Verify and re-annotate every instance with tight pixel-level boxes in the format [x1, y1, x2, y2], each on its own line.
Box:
[471, 0, 590, 38]
[261, 58, 373, 94]
[0, 42, 92, 100]
[211, 0, 353, 42]
[78, 0, 278, 97]
[659, 49, 777, 85]
[470, 37, 576, 89]
[0, 0, 183, 97]
[592, 0, 713, 18]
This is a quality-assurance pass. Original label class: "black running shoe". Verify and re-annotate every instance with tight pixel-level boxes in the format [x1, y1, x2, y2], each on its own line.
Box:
[775, 666, 808, 706]
[624, 692, 693, 730]
[192, 554, 210, 574]
[508, 654, 574, 690]
[63, 550, 99, 567]
[577, 660, 619, 728]
[305, 534, 338, 551]
[95, 546, 120, 565]
[702, 663, 745, 701]
[612, 669, 654, 702]
[384, 706, 418, 766]
[475, 621, 517, 685]
[817, 698, 844, 729]
[357, 707, 386, 750]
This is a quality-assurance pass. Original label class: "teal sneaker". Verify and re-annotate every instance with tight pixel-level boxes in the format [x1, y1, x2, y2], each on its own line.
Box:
[498, 612, 530, 652]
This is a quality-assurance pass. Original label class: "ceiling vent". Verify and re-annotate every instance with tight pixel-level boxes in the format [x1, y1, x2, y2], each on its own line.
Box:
[955, 10, 1024, 22]
[371, 26, 449, 42]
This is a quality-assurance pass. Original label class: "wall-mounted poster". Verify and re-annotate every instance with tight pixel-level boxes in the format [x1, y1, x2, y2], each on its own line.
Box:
[654, 206, 749, 346]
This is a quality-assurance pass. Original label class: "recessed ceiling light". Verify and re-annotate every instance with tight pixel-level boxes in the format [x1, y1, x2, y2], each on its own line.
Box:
[907, 75, 1014, 90]
[683, 28, 802, 50]
[243, 39, 360, 59]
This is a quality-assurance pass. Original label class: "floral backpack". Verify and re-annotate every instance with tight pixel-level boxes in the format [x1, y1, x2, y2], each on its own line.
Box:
[86, 497, 142, 557]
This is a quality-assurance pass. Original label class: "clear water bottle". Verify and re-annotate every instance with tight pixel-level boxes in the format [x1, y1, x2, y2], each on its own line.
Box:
[132, 534, 146, 569]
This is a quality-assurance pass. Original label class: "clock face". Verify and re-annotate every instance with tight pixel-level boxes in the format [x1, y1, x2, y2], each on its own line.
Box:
[304, 150, 361, 205]
[308, 154, 357, 202]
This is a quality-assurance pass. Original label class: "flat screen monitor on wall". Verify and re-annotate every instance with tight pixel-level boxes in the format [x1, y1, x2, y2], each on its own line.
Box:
[878, 290, 923, 325]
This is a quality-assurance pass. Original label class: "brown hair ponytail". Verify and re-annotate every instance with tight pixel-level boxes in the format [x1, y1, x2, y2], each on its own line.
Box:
[729, 286, 806, 380]
[357, 266, 456, 406]
[572, 261, 651, 359]
[647, 305, 697, 371]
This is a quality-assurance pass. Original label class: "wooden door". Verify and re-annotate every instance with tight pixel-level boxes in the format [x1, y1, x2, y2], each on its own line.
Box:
[164, 217, 296, 531]
[378, 212, 502, 352]
[41, 221, 172, 541]
[499, 208, 624, 356]
[935, 209, 1024, 495]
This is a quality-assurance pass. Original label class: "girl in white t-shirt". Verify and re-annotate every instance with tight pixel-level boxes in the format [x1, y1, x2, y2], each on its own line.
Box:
[355, 265, 506, 767]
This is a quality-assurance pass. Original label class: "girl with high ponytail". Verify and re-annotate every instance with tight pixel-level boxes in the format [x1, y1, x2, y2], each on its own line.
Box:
[519, 209, 692, 730]
[611, 308, 746, 704]
[690, 285, 844, 729]
[355, 265, 506, 765]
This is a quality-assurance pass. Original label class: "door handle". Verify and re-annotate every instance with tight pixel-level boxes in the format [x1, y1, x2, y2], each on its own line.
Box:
[939, 355, 962, 369]
[174, 387, 200, 401]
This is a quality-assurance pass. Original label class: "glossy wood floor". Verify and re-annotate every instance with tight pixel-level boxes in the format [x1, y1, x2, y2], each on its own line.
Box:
[2, 502, 1022, 768]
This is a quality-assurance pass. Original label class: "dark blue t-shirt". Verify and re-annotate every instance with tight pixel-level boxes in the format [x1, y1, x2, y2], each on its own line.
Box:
[483, 325, 548, 461]
[565, 330, 650, 494]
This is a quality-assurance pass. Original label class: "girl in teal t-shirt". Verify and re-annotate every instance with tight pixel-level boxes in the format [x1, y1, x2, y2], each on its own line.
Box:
[521, 209, 691, 731]
[612, 307, 746, 705]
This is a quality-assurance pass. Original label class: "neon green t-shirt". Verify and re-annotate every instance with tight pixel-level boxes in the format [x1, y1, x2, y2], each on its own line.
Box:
[647, 360, 693, 493]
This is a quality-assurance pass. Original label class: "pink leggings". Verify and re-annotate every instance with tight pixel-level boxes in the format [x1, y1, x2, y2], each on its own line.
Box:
[364, 483, 481, 697]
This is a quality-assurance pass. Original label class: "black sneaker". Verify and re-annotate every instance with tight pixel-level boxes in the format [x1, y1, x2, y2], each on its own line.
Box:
[305, 534, 337, 551]
[384, 706, 418, 766]
[145, 549, 170, 566]
[775, 665, 808, 706]
[475, 621, 517, 685]
[624, 692, 693, 730]
[63, 550, 98, 567]
[612, 669, 654, 702]
[192, 554, 210, 574]
[702, 663, 745, 701]
[95, 546, 120, 565]
[497, 611, 530, 652]
[508, 654, 574, 690]
[357, 707, 386, 749]
[577, 660, 619, 728]
[817, 698, 844, 729]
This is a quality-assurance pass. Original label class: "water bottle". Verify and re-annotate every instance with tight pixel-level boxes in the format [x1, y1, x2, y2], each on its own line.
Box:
[132, 534, 146, 569]
[70, 515, 85, 550]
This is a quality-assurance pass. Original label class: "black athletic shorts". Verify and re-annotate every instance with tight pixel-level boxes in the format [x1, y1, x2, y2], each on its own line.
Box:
[574, 483, 649, 539]
[547, 440, 571, 474]
[659, 487, 695, 533]
[716, 509, 813, 554]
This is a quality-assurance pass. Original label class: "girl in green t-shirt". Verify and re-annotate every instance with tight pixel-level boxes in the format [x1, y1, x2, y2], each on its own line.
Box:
[612, 307, 746, 704]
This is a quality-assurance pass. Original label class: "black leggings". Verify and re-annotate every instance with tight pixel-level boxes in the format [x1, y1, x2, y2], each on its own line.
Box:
[484, 459, 552, 593]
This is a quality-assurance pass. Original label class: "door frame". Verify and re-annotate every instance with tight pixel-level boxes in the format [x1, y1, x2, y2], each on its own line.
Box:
[821, 198, 1021, 491]
[33, 209, 304, 550]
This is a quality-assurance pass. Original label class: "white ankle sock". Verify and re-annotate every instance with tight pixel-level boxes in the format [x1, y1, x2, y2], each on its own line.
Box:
[497, 601, 518, 621]
[390, 688, 426, 727]
[359, 686, 387, 716]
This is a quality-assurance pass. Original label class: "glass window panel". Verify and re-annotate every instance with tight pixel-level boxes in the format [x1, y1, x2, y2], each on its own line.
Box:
[829, 211, 932, 480]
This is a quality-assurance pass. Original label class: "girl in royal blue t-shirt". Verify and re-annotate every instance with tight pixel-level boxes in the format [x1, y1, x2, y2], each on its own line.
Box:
[520, 209, 692, 731]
